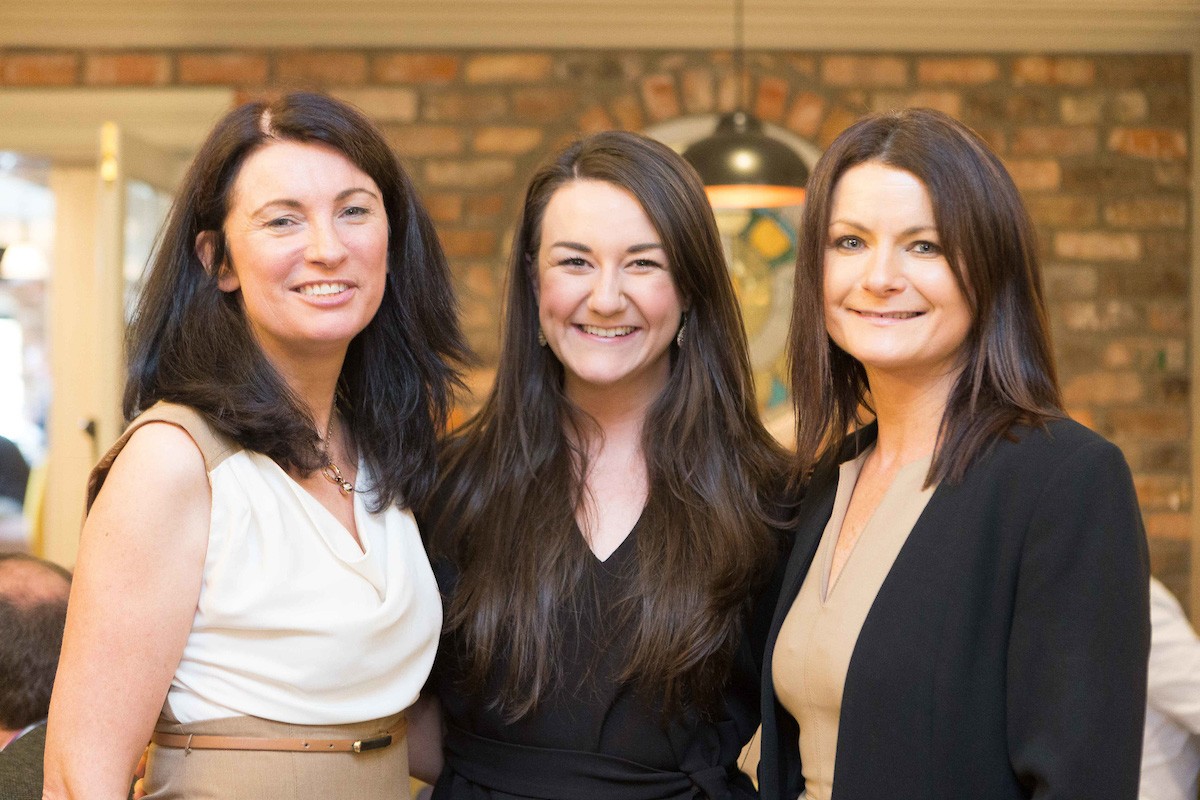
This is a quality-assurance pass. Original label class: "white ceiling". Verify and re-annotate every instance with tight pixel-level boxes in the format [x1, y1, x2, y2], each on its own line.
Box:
[1, 1, 1197, 51]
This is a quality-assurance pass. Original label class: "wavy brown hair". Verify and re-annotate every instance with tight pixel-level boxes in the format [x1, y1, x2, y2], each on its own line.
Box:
[124, 92, 468, 511]
[788, 108, 1063, 485]
[426, 131, 789, 719]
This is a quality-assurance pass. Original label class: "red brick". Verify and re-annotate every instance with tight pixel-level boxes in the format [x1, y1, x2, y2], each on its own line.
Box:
[1054, 231, 1141, 261]
[578, 105, 615, 134]
[785, 91, 825, 138]
[754, 77, 790, 123]
[3, 52, 78, 85]
[1154, 162, 1190, 189]
[716, 72, 740, 112]
[330, 88, 417, 122]
[423, 90, 508, 123]
[1113, 409, 1189, 440]
[1024, 196, 1098, 227]
[440, 229, 499, 258]
[1062, 371, 1143, 405]
[462, 264, 497, 298]
[870, 90, 961, 118]
[474, 126, 543, 155]
[466, 193, 507, 220]
[1147, 300, 1188, 335]
[1012, 56, 1096, 87]
[1104, 198, 1188, 228]
[465, 54, 552, 84]
[681, 68, 714, 114]
[610, 94, 644, 131]
[1132, 476, 1189, 511]
[513, 88, 580, 122]
[423, 193, 463, 224]
[84, 53, 170, 86]
[178, 52, 269, 85]
[1145, 512, 1190, 541]
[1112, 91, 1149, 123]
[1058, 300, 1139, 332]
[1108, 128, 1188, 160]
[1002, 159, 1061, 191]
[276, 51, 368, 86]
[641, 74, 680, 123]
[1059, 94, 1104, 125]
[1042, 265, 1098, 298]
[384, 125, 465, 157]
[1011, 126, 1098, 157]
[822, 56, 908, 88]
[373, 53, 459, 84]
[818, 106, 862, 149]
[1066, 408, 1097, 430]
[425, 158, 515, 188]
[917, 57, 999, 85]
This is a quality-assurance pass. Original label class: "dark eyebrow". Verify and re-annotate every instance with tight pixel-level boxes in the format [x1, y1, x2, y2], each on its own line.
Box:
[548, 241, 664, 254]
[829, 219, 937, 238]
[251, 188, 380, 217]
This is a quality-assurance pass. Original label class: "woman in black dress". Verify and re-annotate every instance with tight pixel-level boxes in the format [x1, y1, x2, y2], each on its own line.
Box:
[420, 131, 791, 799]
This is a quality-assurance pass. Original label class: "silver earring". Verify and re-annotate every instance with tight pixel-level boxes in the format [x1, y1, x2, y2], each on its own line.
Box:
[676, 316, 687, 347]
[537, 327, 547, 347]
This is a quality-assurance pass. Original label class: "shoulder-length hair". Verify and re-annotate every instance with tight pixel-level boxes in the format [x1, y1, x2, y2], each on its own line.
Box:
[125, 91, 468, 511]
[428, 130, 789, 719]
[789, 107, 1062, 484]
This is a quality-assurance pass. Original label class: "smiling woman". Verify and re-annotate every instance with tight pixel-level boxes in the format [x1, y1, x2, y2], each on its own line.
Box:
[422, 131, 792, 800]
[42, 92, 467, 800]
[759, 108, 1150, 800]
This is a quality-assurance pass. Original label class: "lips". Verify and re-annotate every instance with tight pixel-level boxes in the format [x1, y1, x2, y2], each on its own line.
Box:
[578, 324, 636, 338]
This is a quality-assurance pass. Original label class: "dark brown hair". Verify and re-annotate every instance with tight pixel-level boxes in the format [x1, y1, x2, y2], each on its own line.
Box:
[427, 131, 789, 719]
[0, 554, 71, 730]
[124, 92, 468, 511]
[789, 108, 1063, 484]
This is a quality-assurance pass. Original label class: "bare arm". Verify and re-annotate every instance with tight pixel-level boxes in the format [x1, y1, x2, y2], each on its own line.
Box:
[44, 423, 210, 800]
[406, 691, 445, 784]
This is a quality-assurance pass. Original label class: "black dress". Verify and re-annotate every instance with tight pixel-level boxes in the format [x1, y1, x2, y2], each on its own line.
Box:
[429, 515, 770, 800]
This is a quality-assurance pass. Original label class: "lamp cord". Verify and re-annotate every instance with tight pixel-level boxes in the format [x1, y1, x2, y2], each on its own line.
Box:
[734, 0, 745, 110]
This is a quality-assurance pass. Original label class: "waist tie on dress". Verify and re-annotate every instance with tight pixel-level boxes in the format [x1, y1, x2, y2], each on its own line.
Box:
[444, 724, 732, 800]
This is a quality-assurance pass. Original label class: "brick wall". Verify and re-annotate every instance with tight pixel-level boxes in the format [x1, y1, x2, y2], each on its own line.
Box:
[2, 47, 1191, 596]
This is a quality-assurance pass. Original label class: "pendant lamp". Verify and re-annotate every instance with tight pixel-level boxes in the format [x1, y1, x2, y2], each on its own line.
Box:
[683, 0, 809, 208]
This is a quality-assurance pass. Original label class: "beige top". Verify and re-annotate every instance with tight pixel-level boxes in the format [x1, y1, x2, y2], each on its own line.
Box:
[771, 446, 937, 800]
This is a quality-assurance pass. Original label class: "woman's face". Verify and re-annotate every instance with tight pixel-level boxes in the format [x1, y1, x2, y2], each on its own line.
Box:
[822, 161, 972, 384]
[211, 140, 389, 370]
[535, 179, 685, 405]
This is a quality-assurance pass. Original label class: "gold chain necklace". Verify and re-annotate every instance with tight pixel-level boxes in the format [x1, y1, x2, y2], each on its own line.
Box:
[320, 412, 355, 495]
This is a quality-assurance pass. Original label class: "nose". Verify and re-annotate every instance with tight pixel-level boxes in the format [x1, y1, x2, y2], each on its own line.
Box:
[305, 218, 349, 268]
[860, 246, 905, 295]
[587, 265, 627, 316]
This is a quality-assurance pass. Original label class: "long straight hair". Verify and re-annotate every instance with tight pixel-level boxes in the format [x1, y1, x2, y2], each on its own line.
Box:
[427, 131, 789, 719]
[789, 108, 1063, 484]
[125, 92, 468, 511]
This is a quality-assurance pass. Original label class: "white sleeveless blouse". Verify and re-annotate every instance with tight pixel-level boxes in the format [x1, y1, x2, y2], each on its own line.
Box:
[167, 447, 441, 725]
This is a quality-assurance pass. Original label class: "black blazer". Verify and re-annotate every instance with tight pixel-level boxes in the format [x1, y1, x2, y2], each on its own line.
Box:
[759, 418, 1150, 800]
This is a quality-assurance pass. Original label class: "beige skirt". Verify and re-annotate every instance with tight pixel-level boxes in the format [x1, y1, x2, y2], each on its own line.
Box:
[142, 710, 410, 800]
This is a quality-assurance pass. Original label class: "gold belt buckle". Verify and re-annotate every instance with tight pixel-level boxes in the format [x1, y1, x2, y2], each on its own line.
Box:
[352, 733, 393, 754]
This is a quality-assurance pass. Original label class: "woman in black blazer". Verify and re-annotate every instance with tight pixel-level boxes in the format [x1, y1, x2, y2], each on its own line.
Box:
[759, 108, 1150, 800]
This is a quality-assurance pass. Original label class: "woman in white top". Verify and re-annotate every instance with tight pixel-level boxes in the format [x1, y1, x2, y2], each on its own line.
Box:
[44, 92, 467, 799]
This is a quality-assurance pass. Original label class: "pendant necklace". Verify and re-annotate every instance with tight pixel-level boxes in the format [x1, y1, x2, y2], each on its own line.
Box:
[320, 412, 355, 495]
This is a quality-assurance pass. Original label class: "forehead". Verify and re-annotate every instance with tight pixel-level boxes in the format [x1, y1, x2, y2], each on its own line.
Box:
[539, 179, 659, 244]
[829, 161, 934, 221]
[228, 140, 379, 210]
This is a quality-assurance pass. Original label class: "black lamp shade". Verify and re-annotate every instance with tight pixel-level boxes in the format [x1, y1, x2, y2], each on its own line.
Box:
[682, 111, 809, 208]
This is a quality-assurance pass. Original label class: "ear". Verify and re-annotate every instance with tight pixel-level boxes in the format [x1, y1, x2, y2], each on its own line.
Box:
[196, 230, 237, 292]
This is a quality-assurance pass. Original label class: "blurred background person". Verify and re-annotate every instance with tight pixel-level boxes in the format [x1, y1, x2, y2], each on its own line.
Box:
[0, 553, 71, 800]
[1141, 577, 1200, 800]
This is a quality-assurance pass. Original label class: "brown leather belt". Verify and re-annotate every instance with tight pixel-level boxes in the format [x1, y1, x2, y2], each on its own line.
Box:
[150, 716, 407, 754]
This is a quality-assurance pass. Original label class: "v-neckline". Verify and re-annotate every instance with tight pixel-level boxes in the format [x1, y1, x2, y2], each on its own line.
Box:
[581, 507, 643, 564]
[260, 453, 367, 557]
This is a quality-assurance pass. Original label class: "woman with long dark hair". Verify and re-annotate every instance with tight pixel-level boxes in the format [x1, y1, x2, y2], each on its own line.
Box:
[44, 92, 467, 799]
[759, 108, 1149, 799]
[422, 130, 790, 799]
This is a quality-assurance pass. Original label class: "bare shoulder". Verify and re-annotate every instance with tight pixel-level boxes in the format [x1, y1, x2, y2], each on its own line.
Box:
[87, 421, 211, 549]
